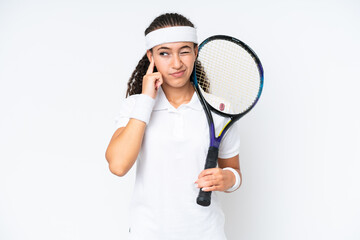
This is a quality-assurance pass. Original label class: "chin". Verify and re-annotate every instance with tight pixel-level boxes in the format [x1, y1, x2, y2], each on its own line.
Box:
[165, 76, 191, 88]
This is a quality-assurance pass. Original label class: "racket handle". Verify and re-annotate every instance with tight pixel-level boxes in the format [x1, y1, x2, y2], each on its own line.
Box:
[197, 146, 219, 207]
[197, 189, 212, 206]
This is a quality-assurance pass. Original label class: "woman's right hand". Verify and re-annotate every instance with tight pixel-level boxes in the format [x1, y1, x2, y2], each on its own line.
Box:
[142, 57, 163, 99]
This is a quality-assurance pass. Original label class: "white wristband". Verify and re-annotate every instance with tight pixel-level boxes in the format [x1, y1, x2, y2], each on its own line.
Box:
[223, 167, 241, 192]
[129, 94, 155, 124]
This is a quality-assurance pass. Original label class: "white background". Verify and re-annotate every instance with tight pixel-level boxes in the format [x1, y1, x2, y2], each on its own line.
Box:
[1, 0, 359, 239]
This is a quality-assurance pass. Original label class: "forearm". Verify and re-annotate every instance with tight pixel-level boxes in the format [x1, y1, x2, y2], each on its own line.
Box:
[218, 155, 242, 192]
[222, 168, 242, 192]
[105, 118, 146, 176]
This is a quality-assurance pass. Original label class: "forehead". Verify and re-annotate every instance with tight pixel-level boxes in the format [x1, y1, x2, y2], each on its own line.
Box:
[153, 42, 194, 51]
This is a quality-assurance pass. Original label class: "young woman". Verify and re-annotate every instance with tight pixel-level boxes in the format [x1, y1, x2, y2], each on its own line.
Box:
[106, 13, 242, 240]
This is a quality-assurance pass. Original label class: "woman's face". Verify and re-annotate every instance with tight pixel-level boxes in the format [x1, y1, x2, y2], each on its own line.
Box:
[147, 42, 198, 89]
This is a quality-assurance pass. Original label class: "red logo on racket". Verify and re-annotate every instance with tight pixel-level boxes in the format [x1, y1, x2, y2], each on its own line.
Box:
[219, 103, 225, 111]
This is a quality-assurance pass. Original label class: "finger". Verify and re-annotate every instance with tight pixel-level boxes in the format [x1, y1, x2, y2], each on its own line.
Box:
[197, 168, 220, 179]
[201, 179, 222, 191]
[201, 177, 227, 192]
[155, 80, 160, 90]
[202, 174, 216, 182]
[202, 185, 218, 192]
[196, 170, 213, 184]
[199, 181, 217, 189]
[196, 176, 218, 188]
[146, 56, 155, 75]
[155, 76, 163, 90]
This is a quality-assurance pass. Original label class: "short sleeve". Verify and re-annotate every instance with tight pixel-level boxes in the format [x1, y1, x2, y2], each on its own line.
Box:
[218, 121, 240, 159]
[113, 95, 137, 130]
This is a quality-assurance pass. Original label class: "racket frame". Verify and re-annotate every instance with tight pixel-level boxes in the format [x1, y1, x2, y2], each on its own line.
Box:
[192, 35, 264, 206]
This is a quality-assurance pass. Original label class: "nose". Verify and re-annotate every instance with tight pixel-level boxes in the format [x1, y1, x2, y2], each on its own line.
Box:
[172, 54, 183, 69]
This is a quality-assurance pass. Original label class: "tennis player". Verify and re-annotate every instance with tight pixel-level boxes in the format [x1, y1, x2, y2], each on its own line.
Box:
[105, 13, 242, 240]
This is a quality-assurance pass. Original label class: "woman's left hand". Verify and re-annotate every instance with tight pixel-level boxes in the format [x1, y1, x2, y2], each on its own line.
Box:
[195, 168, 235, 192]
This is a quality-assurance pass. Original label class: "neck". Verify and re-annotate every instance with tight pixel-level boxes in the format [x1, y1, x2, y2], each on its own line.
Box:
[162, 82, 195, 108]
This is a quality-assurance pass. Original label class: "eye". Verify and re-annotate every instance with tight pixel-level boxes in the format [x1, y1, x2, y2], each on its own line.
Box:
[180, 51, 190, 55]
[159, 52, 169, 56]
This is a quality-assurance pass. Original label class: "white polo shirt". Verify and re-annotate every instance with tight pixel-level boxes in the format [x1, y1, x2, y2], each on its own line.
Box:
[114, 87, 240, 240]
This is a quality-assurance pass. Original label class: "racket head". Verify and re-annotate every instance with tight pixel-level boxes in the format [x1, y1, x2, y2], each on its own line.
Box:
[193, 35, 264, 120]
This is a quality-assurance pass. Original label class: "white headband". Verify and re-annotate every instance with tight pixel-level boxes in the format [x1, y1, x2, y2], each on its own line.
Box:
[145, 26, 198, 50]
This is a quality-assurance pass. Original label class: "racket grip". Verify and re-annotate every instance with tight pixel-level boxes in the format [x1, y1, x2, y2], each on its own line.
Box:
[197, 146, 219, 207]
[197, 189, 212, 206]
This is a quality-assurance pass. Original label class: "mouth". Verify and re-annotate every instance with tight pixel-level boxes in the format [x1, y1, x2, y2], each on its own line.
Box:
[170, 70, 186, 78]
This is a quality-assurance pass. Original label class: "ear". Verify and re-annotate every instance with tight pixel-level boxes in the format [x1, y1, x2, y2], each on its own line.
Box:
[194, 45, 198, 59]
[146, 50, 152, 62]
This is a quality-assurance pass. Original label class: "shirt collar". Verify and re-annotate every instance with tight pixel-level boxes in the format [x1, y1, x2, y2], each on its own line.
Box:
[153, 86, 202, 111]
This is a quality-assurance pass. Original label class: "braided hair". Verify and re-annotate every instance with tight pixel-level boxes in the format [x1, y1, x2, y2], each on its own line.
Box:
[126, 13, 196, 97]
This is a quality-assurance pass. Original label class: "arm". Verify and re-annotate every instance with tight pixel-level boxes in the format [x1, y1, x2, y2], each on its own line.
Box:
[105, 119, 146, 177]
[218, 155, 242, 192]
[105, 55, 163, 177]
[196, 154, 242, 192]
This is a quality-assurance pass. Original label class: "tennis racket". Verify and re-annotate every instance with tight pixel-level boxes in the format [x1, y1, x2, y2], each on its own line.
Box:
[192, 35, 264, 207]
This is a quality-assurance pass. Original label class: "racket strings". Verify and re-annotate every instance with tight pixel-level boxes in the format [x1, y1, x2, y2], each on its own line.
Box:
[196, 39, 261, 114]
